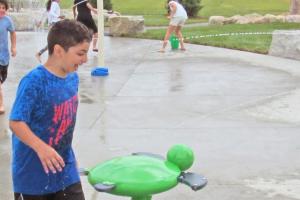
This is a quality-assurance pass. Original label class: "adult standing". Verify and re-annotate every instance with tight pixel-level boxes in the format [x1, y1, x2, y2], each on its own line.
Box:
[159, 0, 188, 52]
[73, 0, 98, 52]
[0, 0, 16, 114]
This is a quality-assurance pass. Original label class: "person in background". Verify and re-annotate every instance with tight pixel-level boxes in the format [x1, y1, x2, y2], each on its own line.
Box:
[73, 0, 98, 52]
[0, 0, 16, 114]
[159, 0, 188, 53]
[36, 0, 65, 62]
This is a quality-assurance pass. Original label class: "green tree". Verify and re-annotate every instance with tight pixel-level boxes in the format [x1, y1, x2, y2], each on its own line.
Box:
[90, 0, 113, 10]
[181, 0, 203, 17]
[165, 0, 203, 17]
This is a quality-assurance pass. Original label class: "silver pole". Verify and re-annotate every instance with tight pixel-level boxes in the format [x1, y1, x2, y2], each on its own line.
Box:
[97, 0, 104, 66]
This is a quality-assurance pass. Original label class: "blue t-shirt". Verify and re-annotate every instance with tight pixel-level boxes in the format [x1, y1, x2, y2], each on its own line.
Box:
[10, 65, 80, 195]
[0, 15, 15, 66]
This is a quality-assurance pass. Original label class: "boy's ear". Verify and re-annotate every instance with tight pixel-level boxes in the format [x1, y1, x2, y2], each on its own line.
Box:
[53, 44, 66, 57]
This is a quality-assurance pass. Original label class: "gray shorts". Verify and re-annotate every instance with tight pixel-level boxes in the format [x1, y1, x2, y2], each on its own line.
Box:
[169, 17, 186, 26]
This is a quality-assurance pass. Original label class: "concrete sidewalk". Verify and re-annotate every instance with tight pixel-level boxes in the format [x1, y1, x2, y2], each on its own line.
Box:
[1, 32, 300, 200]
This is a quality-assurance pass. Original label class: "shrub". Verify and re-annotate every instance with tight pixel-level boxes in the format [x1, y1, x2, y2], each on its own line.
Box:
[90, 0, 113, 10]
[181, 0, 203, 17]
[166, 0, 203, 17]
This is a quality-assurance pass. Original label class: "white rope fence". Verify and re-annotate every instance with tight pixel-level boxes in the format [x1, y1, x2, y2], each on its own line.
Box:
[168, 31, 300, 41]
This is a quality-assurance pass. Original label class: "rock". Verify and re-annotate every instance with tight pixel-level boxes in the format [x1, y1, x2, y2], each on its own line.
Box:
[264, 14, 277, 23]
[236, 16, 250, 24]
[269, 30, 300, 61]
[209, 13, 300, 25]
[275, 15, 286, 23]
[225, 15, 242, 24]
[108, 15, 144, 37]
[208, 16, 226, 25]
[244, 13, 263, 18]
[285, 15, 300, 22]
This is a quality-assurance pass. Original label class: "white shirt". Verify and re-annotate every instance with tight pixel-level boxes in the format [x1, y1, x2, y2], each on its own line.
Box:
[169, 1, 188, 19]
[47, 1, 61, 24]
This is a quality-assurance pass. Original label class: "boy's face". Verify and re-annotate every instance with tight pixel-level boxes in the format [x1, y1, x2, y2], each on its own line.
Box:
[58, 41, 90, 75]
[0, 3, 7, 18]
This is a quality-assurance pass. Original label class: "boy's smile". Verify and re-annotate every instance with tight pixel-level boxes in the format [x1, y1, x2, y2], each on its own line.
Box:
[63, 41, 90, 74]
[44, 41, 91, 78]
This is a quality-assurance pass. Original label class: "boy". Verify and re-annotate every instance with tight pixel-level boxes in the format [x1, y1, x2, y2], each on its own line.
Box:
[0, 0, 16, 114]
[9, 19, 92, 200]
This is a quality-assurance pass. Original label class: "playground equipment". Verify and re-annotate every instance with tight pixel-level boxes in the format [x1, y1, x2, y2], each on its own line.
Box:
[80, 144, 207, 200]
[169, 35, 179, 50]
[91, 67, 109, 76]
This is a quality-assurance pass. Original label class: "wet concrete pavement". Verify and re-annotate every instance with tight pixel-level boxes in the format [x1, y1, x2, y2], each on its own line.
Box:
[1, 31, 300, 199]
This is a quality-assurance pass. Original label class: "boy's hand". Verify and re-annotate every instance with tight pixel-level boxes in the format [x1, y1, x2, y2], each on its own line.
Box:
[36, 143, 65, 174]
[11, 47, 16, 57]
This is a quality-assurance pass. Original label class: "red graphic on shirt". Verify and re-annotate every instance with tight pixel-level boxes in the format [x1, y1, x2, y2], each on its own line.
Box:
[48, 95, 78, 147]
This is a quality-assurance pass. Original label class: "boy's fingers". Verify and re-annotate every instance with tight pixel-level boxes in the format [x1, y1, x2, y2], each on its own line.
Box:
[51, 154, 65, 171]
[47, 160, 57, 174]
[56, 155, 65, 168]
[51, 158, 62, 172]
[42, 161, 49, 174]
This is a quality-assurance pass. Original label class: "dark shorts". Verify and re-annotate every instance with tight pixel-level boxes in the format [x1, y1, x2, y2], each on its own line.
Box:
[77, 17, 98, 34]
[0, 64, 8, 84]
[14, 182, 85, 200]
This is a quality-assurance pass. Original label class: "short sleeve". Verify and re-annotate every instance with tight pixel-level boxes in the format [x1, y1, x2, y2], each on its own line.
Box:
[10, 76, 40, 123]
[7, 17, 15, 32]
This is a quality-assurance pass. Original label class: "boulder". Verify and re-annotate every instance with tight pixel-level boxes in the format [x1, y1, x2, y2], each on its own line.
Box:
[264, 14, 277, 23]
[236, 16, 250, 24]
[208, 16, 226, 25]
[108, 15, 144, 36]
[209, 14, 300, 25]
[286, 14, 300, 22]
[225, 15, 242, 24]
[269, 30, 300, 60]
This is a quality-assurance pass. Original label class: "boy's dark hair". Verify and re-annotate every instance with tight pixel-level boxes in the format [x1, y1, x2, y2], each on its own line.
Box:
[0, 0, 8, 10]
[47, 19, 92, 55]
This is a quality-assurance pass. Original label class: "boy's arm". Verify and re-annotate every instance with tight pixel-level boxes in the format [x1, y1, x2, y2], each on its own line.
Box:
[10, 31, 16, 57]
[9, 120, 65, 174]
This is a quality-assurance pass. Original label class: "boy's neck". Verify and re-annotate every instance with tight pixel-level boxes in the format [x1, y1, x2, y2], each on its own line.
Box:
[0, 14, 6, 19]
[44, 58, 67, 78]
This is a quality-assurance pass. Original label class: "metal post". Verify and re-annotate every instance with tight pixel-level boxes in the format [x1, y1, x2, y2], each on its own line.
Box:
[97, 0, 105, 66]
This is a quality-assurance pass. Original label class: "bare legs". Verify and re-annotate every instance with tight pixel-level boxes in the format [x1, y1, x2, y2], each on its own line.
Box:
[159, 25, 176, 52]
[159, 25, 185, 52]
[175, 26, 186, 51]
[0, 83, 4, 114]
[35, 45, 48, 63]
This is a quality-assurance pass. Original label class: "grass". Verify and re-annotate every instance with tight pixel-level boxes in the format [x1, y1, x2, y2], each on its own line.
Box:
[134, 23, 300, 54]
[200, 0, 290, 17]
[60, 0, 297, 54]
[62, 0, 290, 26]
